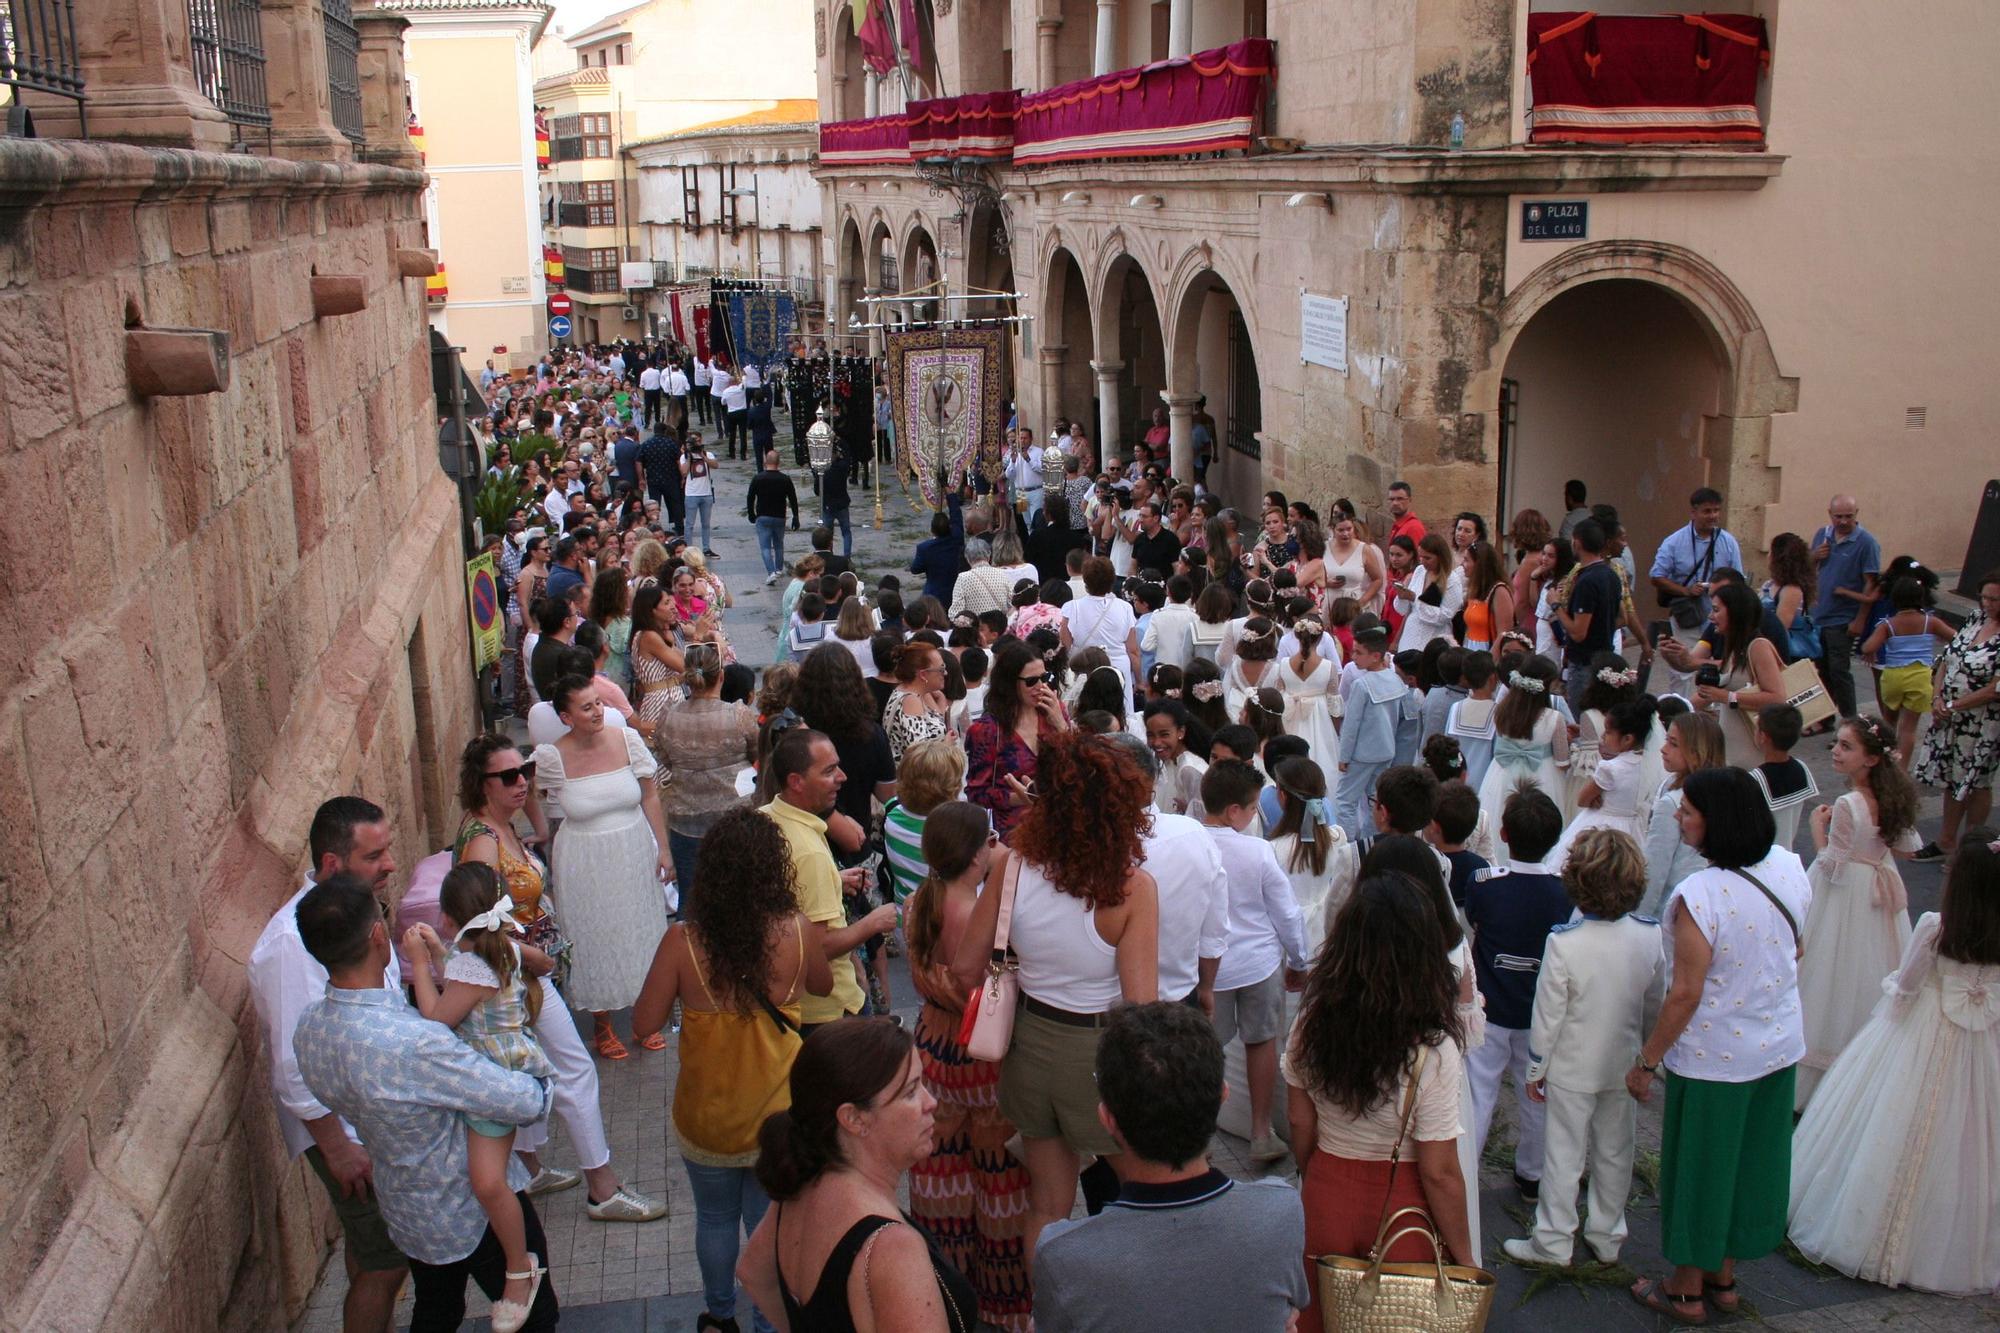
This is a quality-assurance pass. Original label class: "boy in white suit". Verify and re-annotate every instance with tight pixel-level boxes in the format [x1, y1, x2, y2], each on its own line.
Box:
[1503, 827, 1666, 1267]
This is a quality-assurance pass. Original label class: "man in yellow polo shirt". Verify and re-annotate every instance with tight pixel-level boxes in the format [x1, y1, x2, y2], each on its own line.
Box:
[759, 728, 900, 1030]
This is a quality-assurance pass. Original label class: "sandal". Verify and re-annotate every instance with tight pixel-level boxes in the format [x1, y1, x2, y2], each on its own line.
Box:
[594, 1024, 630, 1060]
[639, 1030, 668, 1051]
[1630, 1277, 1708, 1325]
[1703, 1277, 1740, 1314]
[490, 1252, 545, 1333]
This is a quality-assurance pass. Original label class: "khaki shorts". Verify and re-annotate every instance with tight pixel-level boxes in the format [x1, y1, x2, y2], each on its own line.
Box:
[1878, 663, 1934, 714]
[1212, 967, 1286, 1046]
[305, 1145, 408, 1273]
[998, 1005, 1119, 1157]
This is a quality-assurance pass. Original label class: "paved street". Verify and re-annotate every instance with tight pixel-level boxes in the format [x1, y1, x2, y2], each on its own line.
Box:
[297, 409, 2000, 1331]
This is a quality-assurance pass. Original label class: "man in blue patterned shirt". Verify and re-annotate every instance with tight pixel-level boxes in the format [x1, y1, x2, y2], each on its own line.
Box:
[294, 875, 559, 1332]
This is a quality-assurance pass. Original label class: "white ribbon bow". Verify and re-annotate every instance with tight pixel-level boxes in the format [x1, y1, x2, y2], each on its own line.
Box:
[453, 894, 520, 945]
[1942, 973, 1998, 1033]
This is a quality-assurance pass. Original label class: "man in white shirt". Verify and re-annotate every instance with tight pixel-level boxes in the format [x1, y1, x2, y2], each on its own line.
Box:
[692, 354, 713, 424]
[1005, 427, 1046, 526]
[1200, 760, 1311, 1163]
[540, 477, 569, 529]
[664, 361, 690, 432]
[1142, 574, 1200, 670]
[638, 362, 662, 428]
[717, 372, 750, 460]
[742, 360, 763, 392]
[247, 797, 408, 1331]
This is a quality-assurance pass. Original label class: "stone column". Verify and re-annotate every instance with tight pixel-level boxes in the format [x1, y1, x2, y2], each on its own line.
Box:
[833, 70, 850, 118]
[1167, 0, 1193, 59]
[1091, 359, 1124, 458]
[40, 0, 233, 148]
[1164, 391, 1199, 481]
[1093, 0, 1119, 76]
[1037, 17, 1063, 90]
[354, 9, 419, 169]
[865, 71, 881, 117]
[1038, 344, 1069, 439]
[261, 0, 354, 161]
[863, 286, 885, 358]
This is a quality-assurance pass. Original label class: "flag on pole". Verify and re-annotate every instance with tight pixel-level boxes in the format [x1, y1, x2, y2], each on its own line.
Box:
[858, 0, 897, 75]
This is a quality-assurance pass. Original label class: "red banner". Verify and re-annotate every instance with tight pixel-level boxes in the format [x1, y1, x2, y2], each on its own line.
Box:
[908, 90, 1018, 160]
[1014, 39, 1274, 165]
[1527, 12, 1768, 144]
[819, 112, 913, 165]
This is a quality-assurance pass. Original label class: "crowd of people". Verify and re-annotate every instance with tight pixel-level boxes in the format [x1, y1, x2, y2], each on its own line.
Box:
[261, 340, 2000, 1332]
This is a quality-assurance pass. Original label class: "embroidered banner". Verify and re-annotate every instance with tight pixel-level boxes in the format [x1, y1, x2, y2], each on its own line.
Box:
[725, 291, 797, 370]
[1527, 12, 1768, 144]
[1014, 39, 1273, 165]
[886, 327, 1006, 509]
[908, 90, 1018, 160]
[691, 302, 712, 363]
[819, 112, 913, 165]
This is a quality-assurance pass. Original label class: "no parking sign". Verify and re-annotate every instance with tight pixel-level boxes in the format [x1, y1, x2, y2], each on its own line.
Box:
[466, 552, 503, 670]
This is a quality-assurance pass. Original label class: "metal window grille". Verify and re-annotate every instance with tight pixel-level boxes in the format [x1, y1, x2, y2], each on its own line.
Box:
[1226, 308, 1262, 459]
[322, 0, 362, 144]
[188, 0, 271, 128]
[1, 0, 85, 133]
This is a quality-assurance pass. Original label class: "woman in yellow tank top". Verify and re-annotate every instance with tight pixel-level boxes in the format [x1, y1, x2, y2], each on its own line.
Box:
[634, 808, 834, 1333]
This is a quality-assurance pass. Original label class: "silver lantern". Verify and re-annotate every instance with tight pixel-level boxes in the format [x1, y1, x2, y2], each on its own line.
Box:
[806, 405, 836, 473]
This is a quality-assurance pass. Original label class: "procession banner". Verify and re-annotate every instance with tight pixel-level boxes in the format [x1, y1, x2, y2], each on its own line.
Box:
[465, 552, 503, 671]
[725, 291, 797, 370]
[886, 327, 1006, 509]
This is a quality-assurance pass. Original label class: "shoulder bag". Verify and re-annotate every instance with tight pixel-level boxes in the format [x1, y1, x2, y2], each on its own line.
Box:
[955, 854, 1021, 1061]
[1731, 866, 1802, 957]
[1315, 1046, 1497, 1332]
[1661, 529, 1717, 630]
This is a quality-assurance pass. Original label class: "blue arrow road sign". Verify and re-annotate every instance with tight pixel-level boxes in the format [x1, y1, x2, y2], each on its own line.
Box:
[549, 315, 572, 339]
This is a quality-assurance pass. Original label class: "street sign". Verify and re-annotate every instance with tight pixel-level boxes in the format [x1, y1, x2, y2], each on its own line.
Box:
[549, 315, 572, 339]
[1522, 199, 1588, 241]
[465, 553, 502, 670]
[548, 293, 572, 316]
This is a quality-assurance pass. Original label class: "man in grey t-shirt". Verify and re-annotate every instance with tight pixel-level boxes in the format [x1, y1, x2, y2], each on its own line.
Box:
[1033, 1003, 1309, 1332]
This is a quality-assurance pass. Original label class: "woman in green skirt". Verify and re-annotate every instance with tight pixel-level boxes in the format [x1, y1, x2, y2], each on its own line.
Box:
[1625, 767, 1812, 1324]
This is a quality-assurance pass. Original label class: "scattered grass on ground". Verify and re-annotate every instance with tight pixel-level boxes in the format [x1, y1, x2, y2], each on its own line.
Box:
[1508, 1257, 1641, 1309]
[1777, 1239, 1842, 1280]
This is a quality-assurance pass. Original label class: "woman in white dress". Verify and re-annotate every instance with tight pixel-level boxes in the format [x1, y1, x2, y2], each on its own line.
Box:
[1788, 833, 2000, 1295]
[1476, 656, 1570, 835]
[1223, 617, 1282, 719]
[1320, 515, 1384, 617]
[1796, 717, 1922, 1108]
[533, 675, 674, 1060]
[1554, 698, 1655, 869]
[1058, 555, 1140, 692]
[1279, 615, 1344, 792]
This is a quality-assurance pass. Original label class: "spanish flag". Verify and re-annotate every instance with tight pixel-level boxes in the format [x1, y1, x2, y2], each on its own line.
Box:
[534, 111, 550, 169]
[407, 116, 426, 162]
[426, 264, 447, 303]
[544, 245, 565, 287]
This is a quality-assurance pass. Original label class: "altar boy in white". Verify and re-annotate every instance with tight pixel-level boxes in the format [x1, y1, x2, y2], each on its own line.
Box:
[1503, 828, 1666, 1267]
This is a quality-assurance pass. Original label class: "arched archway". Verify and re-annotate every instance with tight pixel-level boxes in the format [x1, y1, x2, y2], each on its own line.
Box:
[837, 214, 865, 349]
[1169, 268, 1260, 502]
[965, 201, 1017, 408]
[830, 5, 867, 121]
[1094, 251, 1167, 465]
[901, 219, 941, 321]
[1040, 245, 1095, 444]
[1485, 241, 1796, 559]
[865, 216, 895, 293]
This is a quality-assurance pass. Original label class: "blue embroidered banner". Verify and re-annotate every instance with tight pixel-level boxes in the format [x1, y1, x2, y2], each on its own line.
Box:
[725, 291, 796, 370]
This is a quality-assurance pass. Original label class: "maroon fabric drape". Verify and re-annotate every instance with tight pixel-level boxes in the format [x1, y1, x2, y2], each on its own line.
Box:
[908, 90, 1018, 160]
[1527, 12, 1768, 144]
[1014, 38, 1274, 164]
[820, 113, 913, 165]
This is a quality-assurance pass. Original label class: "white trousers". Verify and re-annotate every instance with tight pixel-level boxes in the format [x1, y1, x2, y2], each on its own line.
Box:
[1467, 1024, 1545, 1181]
[516, 976, 612, 1169]
[1529, 1084, 1636, 1264]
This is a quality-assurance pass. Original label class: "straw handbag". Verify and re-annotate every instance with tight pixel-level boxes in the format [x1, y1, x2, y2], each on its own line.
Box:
[1315, 1049, 1497, 1332]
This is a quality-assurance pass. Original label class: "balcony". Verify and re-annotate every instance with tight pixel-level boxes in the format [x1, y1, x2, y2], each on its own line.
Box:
[1522, 11, 1770, 146]
[818, 38, 1275, 170]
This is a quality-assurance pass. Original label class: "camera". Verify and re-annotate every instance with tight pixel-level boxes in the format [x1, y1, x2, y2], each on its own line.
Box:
[1695, 664, 1722, 689]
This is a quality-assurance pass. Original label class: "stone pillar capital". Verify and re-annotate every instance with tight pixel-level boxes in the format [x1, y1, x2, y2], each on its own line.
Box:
[1089, 359, 1124, 378]
[1037, 344, 1069, 365]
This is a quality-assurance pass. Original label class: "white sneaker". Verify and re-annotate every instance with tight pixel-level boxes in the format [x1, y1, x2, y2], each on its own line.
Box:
[586, 1186, 666, 1222]
[1501, 1237, 1566, 1267]
[765, 571, 781, 586]
[523, 1166, 581, 1197]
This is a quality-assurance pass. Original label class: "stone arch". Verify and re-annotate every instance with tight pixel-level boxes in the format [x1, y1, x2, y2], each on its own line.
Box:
[1167, 261, 1262, 500]
[1479, 240, 1796, 553]
[1039, 244, 1097, 444]
[1092, 245, 1169, 458]
[836, 212, 866, 341]
[864, 212, 895, 291]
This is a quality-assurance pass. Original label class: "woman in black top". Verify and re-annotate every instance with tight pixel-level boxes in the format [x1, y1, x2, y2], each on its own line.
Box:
[739, 1019, 976, 1333]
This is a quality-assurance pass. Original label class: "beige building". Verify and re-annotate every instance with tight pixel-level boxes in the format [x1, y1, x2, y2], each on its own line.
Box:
[628, 108, 826, 334]
[0, 5, 475, 1330]
[816, 0, 1997, 570]
[389, 0, 555, 373]
[536, 0, 819, 344]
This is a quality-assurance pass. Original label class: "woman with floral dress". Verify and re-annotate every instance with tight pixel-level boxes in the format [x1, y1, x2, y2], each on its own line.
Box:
[1913, 573, 2000, 860]
[965, 640, 1068, 843]
[885, 641, 954, 763]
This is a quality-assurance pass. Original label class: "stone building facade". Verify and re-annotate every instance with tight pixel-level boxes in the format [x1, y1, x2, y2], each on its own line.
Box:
[814, 0, 1998, 569]
[0, 6, 475, 1330]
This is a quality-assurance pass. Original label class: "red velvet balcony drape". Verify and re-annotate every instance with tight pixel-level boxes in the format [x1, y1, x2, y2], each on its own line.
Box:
[1527, 12, 1769, 144]
[1013, 38, 1274, 165]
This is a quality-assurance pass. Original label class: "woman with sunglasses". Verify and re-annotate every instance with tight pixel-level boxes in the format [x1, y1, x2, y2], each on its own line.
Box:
[886, 641, 955, 764]
[965, 640, 1069, 843]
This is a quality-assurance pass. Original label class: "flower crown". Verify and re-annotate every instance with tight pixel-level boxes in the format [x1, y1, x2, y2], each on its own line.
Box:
[1248, 692, 1285, 717]
[1507, 670, 1545, 695]
[1192, 680, 1224, 702]
[1597, 665, 1639, 687]
[1295, 617, 1325, 640]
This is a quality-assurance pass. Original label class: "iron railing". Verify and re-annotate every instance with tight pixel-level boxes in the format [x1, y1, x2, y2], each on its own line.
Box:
[188, 0, 271, 128]
[321, 0, 362, 144]
[1, 0, 84, 133]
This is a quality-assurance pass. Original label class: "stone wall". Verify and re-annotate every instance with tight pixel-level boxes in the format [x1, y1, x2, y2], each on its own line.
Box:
[0, 138, 477, 1331]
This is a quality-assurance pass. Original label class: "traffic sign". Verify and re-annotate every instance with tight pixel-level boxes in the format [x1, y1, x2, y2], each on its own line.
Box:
[548, 293, 572, 316]
[549, 315, 572, 339]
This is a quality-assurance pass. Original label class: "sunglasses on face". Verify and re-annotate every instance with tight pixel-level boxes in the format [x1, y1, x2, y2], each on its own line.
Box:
[1019, 670, 1047, 684]
[485, 762, 537, 787]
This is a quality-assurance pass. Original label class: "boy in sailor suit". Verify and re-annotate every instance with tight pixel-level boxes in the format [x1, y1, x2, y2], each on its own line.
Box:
[1503, 827, 1666, 1267]
[1334, 615, 1405, 839]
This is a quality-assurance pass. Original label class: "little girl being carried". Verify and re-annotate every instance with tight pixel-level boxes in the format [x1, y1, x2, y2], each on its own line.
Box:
[406, 863, 558, 1333]
[1553, 697, 1657, 870]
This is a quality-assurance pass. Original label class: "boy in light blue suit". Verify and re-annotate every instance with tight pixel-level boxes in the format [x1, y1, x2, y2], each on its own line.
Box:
[1335, 615, 1406, 838]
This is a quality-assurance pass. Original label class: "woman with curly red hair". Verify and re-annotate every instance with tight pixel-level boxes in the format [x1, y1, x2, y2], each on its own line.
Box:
[952, 730, 1160, 1261]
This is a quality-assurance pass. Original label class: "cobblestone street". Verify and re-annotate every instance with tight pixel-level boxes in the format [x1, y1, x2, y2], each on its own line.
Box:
[299, 418, 2000, 1332]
